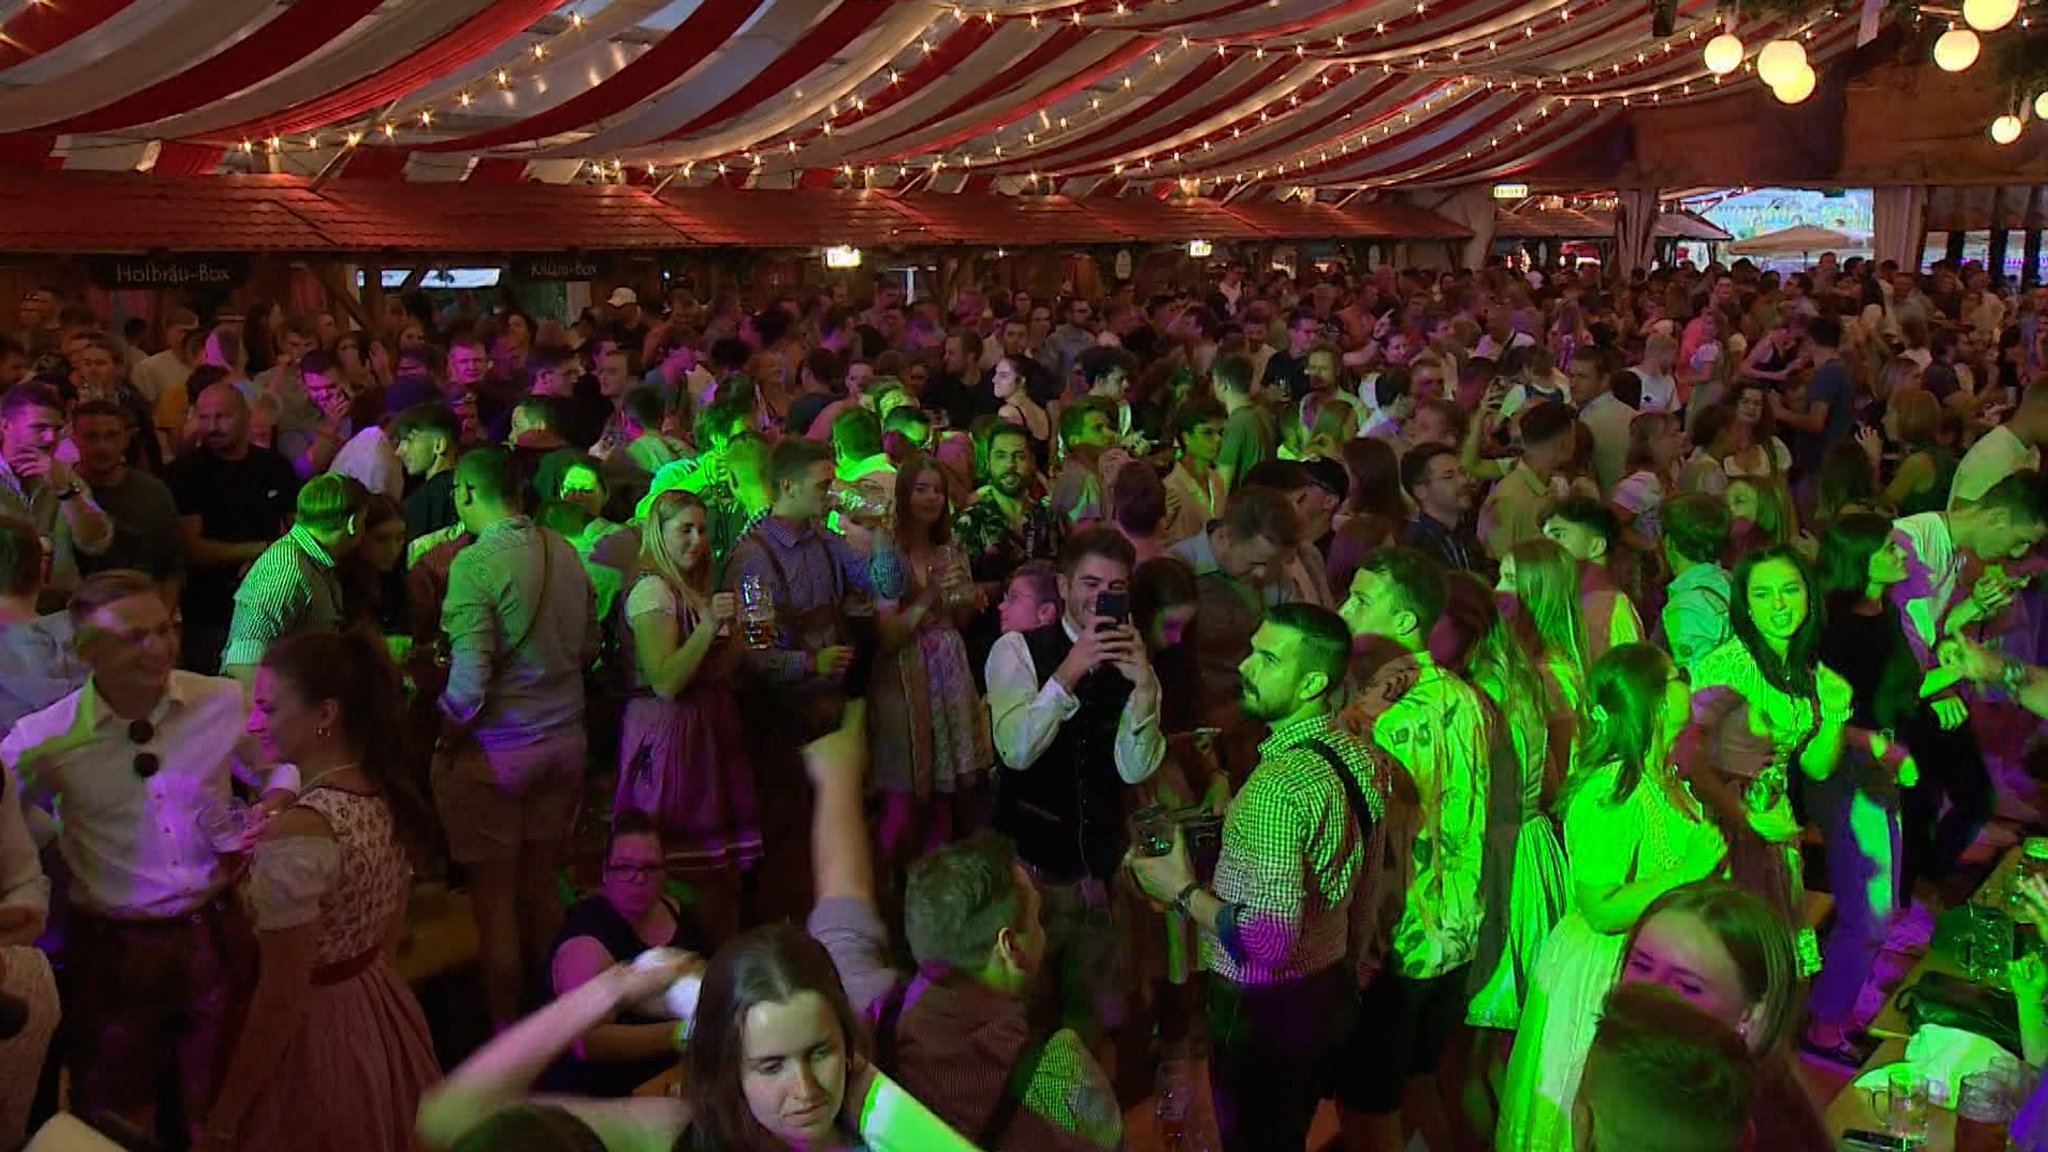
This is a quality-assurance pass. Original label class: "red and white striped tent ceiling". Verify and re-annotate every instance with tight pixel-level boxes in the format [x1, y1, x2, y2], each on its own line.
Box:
[0, 0, 1865, 194]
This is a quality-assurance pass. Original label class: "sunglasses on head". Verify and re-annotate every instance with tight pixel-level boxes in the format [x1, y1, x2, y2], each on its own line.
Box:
[128, 718, 159, 779]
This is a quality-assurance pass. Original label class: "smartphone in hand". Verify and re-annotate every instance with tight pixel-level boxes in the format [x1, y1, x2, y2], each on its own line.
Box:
[1094, 591, 1130, 630]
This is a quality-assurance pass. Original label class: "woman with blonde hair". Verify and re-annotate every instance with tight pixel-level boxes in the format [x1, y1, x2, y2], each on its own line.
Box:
[616, 489, 758, 939]
[1496, 538, 1594, 708]
[1871, 386, 1954, 516]
[1874, 354, 1923, 411]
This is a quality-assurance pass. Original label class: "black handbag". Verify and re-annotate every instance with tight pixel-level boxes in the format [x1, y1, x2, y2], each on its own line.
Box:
[1893, 971, 2023, 1054]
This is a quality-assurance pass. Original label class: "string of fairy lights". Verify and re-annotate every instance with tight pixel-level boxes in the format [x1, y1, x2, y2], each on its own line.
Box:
[223, 0, 1641, 172]
[686, 0, 1723, 187]
[843, 3, 1807, 189]
[183, 0, 2037, 189]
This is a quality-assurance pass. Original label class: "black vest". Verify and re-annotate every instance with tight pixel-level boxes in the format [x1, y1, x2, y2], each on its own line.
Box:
[990, 623, 1136, 883]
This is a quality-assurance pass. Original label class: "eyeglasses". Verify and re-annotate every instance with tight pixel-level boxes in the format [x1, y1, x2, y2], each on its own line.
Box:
[604, 862, 661, 879]
[128, 718, 160, 779]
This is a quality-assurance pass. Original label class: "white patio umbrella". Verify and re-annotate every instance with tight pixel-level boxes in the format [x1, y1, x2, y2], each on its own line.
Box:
[1725, 223, 1867, 256]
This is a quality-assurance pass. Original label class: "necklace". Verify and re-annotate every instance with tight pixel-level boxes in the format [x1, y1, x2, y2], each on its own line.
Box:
[297, 762, 362, 794]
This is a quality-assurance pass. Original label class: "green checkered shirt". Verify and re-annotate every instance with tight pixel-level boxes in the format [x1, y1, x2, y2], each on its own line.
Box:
[1205, 712, 1386, 987]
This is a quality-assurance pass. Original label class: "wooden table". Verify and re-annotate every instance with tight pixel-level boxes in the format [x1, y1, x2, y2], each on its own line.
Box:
[1824, 847, 2029, 1150]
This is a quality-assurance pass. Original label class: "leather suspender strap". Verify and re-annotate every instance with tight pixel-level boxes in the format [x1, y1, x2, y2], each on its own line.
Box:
[1293, 739, 1379, 835]
[978, 1036, 1050, 1149]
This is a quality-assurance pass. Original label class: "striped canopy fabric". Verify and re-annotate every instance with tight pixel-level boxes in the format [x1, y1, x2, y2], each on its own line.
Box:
[0, 0, 1867, 194]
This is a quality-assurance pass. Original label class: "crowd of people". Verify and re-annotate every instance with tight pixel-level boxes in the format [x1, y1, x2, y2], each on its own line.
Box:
[0, 250, 2044, 1152]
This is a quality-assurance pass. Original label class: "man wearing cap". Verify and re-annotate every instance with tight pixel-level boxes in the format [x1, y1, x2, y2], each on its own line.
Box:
[606, 287, 650, 361]
[131, 308, 200, 410]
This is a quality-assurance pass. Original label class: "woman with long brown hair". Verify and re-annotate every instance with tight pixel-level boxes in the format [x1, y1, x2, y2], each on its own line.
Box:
[868, 454, 991, 875]
[618, 490, 758, 940]
[197, 630, 440, 1152]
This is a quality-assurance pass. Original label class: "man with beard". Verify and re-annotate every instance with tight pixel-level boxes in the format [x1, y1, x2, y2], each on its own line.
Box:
[1261, 310, 1322, 402]
[1127, 603, 1389, 1152]
[1400, 444, 1485, 576]
[957, 423, 1063, 676]
[925, 330, 996, 431]
[164, 379, 300, 672]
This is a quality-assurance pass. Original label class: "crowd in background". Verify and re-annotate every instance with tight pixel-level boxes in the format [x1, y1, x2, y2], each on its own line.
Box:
[0, 247, 2044, 1152]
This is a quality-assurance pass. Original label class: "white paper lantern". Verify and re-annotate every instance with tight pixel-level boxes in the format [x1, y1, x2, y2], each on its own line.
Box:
[1703, 33, 1745, 76]
[1933, 27, 1981, 72]
[1961, 0, 2019, 31]
[1772, 63, 1817, 104]
[1990, 114, 2024, 145]
[1756, 39, 1807, 87]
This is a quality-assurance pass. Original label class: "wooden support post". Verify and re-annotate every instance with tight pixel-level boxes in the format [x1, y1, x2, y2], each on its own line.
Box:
[308, 259, 374, 335]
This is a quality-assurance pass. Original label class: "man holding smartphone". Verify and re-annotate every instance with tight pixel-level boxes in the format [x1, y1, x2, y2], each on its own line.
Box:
[0, 383, 113, 603]
[985, 527, 1164, 1045]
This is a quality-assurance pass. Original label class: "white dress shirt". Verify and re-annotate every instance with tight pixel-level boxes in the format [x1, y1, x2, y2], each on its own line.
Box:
[2, 671, 297, 919]
[328, 425, 404, 501]
[1949, 424, 2039, 510]
[984, 620, 1164, 785]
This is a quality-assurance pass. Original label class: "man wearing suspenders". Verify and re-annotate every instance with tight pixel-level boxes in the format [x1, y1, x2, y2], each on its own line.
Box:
[1127, 604, 1392, 1152]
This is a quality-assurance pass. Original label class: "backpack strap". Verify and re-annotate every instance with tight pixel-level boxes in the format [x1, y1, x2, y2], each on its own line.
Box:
[977, 1035, 1051, 1149]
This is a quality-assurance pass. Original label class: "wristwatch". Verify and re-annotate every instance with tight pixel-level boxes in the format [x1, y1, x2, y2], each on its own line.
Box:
[1171, 881, 1202, 919]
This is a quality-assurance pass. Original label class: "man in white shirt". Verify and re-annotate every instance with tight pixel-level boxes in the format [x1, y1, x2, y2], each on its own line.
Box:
[1891, 472, 2047, 668]
[129, 307, 199, 409]
[1570, 348, 1639, 495]
[985, 528, 1163, 1041]
[1949, 381, 2046, 509]
[1473, 305, 1534, 361]
[3, 571, 296, 1146]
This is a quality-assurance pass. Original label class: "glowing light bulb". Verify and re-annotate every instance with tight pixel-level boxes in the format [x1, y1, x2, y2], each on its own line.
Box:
[1702, 32, 1743, 75]
[1990, 113, 2023, 144]
[1933, 27, 1980, 71]
[1771, 61, 1816, 103]
[1962, 0, 2018, 31]
[1755, 39, 1805, 87]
